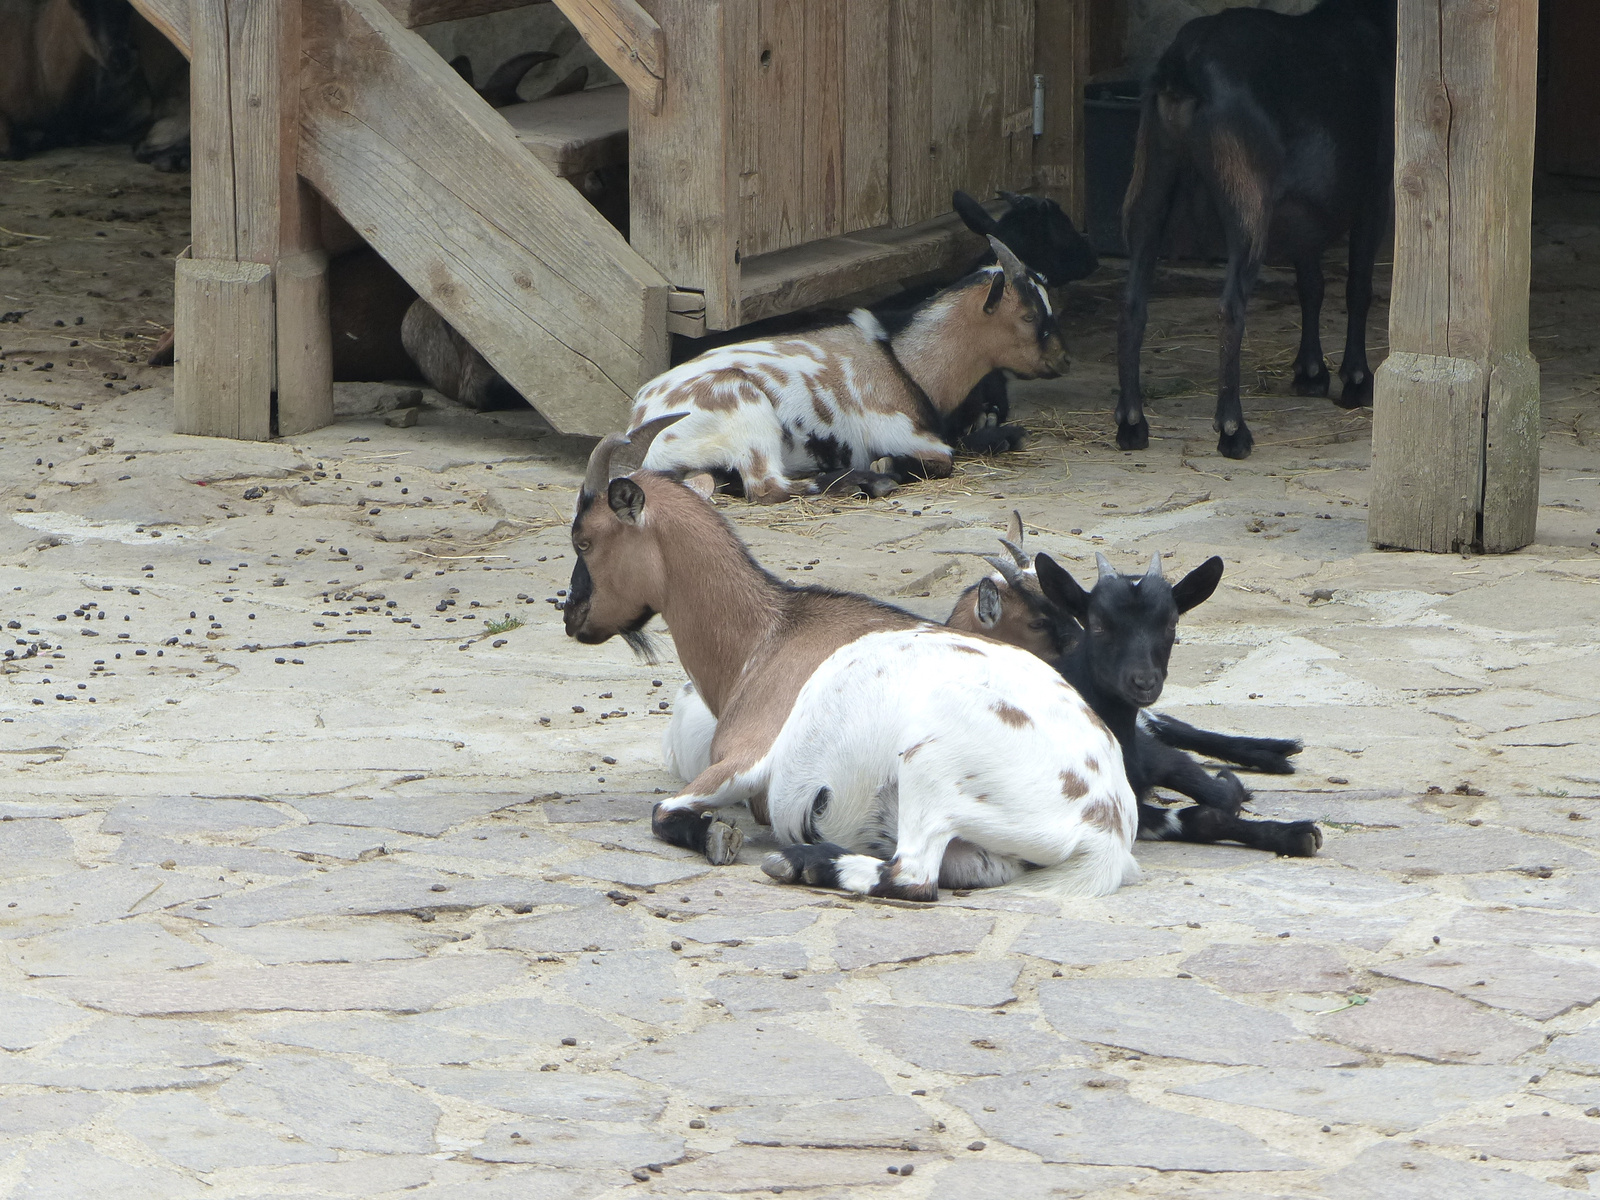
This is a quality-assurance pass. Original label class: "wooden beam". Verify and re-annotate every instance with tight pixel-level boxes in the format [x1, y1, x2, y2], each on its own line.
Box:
[551, 0, 665, 114]
[174, 260, 274, 440]
[301, 0, 669, 437]
[378, 0, 548, 27]
[129, 0, 191, 57]
[1370, 0, 1540, 553]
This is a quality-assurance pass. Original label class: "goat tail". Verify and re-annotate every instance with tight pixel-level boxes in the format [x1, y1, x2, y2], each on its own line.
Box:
[1141, 712, 1302, 775]
[1005, 828, 1140, 901]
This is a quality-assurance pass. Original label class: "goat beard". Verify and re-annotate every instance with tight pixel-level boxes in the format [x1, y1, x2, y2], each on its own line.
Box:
[619, 609, 662, 665]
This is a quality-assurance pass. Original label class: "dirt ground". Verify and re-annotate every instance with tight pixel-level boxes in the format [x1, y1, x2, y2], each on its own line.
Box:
[1, 146, 1598, 1199]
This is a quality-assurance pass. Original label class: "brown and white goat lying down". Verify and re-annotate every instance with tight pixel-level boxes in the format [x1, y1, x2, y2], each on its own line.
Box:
[563, 418, 1139, 902]
[628, 237, 1067, 503]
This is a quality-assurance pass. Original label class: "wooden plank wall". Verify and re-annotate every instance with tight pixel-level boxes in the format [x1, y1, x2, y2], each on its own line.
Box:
[889, 0, 1035, 229]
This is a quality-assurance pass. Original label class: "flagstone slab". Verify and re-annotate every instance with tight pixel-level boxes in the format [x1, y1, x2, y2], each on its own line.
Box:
[1419, 1114, 1600, 1160]
[541, 793, 652, 823]
[197, 918, 457, 964]
[723, 1096, 931, 1148]
[1328, 825, 1594, 876]
[1533, 1023, 1600, 1075]
[1374, 945, 1600, 1020]
[170, 860, 591, 926]
[881, 959, 1021, 1008]
[110, 832, 315, 877]
[484, 906, 649, 955]
[0, 819, 76, 871]
[286, 793, 534, 837]
[472, 1120, 684, 1169]
[831, 908, 994, 970]
[261, 1014, 521, 1065]
[948, 1068, 1308, 1171]
[1315, 1140, 1572, 1199]
[1172, 1064, 1527, 1133]
[557, 850, 709, 888]
[924, 1163, 1148, 1200]
[47, 952, 524, 1014]
[859, 1004, 1079, 1076]
[0, 1015, 238, 1091]
[1315, 986, 1544, 1064]
[10, 921, 210, 976]
[618, 1020, 889, 1106]
[11, 1139, 205, 1200]
[704, 971, 844, 1016]
[550, 949, 692, 1024]
[654, 1147, 935, 1193]
[0, 866, 231, 938]
[676, 910, 821, 944]
[102, 796, 292, 836]
[1012, 917, 1184, 967]
[400, 1066, 665, 1121]
[0, 1094, 107, 1137]
[1466, 871, 1600, 911]
[1439, 907, 1600, 948]
[216, 1058, 440, 1154]
[252, 823, 422, 860]
[114, 1091, 336, 1171]
[1180, 941, 1354, 993]
[400, 824, 561, 864]
[0, 993, 89, 1050]
[1039, 977, 1358, 1067]
[423, 998, 632, 1049]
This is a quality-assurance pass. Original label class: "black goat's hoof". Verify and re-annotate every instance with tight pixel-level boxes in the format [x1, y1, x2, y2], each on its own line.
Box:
[1215, 768, 1250, 816]
[705, 818, 744, 866]
[1275, 821, 1324, 857]
[1217, 425, 1254, 459]
[1334, 372, 1374, 409]
[961, 423, 1028, 455]
[1292, 366, 1331, 397]
[1116, 419, 1150, 452]
[762, 842, 849, 888]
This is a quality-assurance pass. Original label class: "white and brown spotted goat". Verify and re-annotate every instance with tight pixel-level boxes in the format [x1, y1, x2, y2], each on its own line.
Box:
[629, 238, 1067, 503]
[563, 417, 1138, 901]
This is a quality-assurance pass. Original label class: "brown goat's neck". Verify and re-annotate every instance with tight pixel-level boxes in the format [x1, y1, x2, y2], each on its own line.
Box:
[651, 497, 786, 717]
[890, 286, 1002, 414]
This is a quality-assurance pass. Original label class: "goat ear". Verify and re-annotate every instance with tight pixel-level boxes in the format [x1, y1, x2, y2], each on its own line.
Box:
[1172, 555, 1224, 613]
[953, 190, 998, 236]
[975, 577, 1003, 628]
[982, 271, 1006, 315]
[608, 477, 646, 525]
[1034, 553, 1089, 621]
[682, 472, 716, 499]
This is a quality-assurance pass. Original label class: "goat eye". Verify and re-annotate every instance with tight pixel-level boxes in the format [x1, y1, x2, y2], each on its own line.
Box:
[1021, 310, 1038, 323]
[574, 540, 590, 554]
[1029, 619, 1048, 631]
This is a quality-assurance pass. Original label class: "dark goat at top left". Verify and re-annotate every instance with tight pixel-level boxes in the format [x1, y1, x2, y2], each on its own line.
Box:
[2, 0, 152, 159]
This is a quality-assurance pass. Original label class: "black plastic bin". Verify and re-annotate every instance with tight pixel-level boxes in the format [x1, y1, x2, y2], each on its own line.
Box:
[1084, 80, 1143, 258]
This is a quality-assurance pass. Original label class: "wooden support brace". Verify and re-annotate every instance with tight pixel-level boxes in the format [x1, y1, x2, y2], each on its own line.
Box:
[551, 0, 665, 114]
[1370, 0, 1540, 554]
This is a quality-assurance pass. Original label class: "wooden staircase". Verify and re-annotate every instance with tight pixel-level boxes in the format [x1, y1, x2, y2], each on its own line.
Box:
[129, 0, 1087, 441]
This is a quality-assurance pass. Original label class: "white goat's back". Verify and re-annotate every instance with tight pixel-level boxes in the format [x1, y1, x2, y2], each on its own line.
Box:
[764, 626, 1138, 897]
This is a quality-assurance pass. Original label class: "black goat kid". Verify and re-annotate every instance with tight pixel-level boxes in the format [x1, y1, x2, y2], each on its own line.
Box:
[1030, 553, 1321, 856]
[1116, 0, 1395, 459]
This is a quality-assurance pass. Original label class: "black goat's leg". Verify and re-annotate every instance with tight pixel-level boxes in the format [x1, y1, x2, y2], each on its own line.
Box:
[1213, 229, 1264, 460]
[1116, 108, 1181, 452]
[1136, 733, 1250, 813]
[1335, 196, 1384, 409]
[1291, 255, 1330, 396]
[1139, 801, 1322, 857]
[1141, 712, 1302, 775]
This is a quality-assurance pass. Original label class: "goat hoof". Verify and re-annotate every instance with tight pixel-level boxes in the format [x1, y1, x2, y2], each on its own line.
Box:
[1215, 768, 1250, 816]
[705, 818, 744, 866]
[1275, 820, 1324, 857]
[1292, 367, 1331, 397]
[1216, 425, 1254, 459]
[1333, 373, 1374, 409]
[869, 457, 895, 475]
[762, 842, 849, 888]
[1116, 419, 1150, 452]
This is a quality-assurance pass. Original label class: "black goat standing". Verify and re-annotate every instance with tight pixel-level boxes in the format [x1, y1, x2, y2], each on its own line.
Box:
[1115, 0, 1395, 459]
[1024, 552, 1321, 856]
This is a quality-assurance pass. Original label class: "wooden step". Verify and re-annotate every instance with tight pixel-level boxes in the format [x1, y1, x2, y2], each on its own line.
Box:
[733, 208, 992, 328]
[502, 84, 629, 178]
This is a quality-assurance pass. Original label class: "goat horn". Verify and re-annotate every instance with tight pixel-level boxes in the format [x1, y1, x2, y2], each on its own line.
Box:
[1145, 553, 1164, 580]
[999, 539, 1029, 569]
[1006, 509, 1025, 548]
[581, 412, 690, 498]
[986, 235, 1028, 283]
[983, 555, 1028, 591]
[581, 432, 629, 499]
[1095, 552, 1117, 582]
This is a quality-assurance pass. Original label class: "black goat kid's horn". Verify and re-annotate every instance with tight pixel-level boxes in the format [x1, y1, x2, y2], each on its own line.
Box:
[1146, 553, 1164, 580]
[1095, 552, 1117, 581]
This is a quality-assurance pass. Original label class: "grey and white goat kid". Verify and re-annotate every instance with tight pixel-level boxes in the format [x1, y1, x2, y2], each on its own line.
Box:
[563, 418, 1139, 902]
[956, 546, 1321, 857]
[628, 237, 1066, 503]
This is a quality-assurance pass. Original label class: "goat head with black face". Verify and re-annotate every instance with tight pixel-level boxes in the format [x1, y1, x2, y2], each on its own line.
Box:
[1039, 552, 1221, 709]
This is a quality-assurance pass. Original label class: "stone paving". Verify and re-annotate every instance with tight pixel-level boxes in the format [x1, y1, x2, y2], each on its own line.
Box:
[2, 148, 1599, 1197]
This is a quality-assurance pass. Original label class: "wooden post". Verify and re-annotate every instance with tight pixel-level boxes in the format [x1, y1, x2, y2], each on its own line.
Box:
[1034, 0, 1090, 227]
[1369, 0, 1540, 553]
[177, 0, 331, 440]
